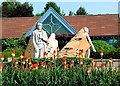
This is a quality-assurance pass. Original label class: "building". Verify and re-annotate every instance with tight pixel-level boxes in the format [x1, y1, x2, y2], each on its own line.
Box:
[1, 7, 120, 45]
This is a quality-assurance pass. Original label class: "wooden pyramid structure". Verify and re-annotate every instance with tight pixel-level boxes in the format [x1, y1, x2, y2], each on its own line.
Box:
[59, 28, 90, 57]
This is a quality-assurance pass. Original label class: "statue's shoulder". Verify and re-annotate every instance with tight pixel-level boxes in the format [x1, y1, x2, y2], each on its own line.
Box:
[33, 30, 38, 33]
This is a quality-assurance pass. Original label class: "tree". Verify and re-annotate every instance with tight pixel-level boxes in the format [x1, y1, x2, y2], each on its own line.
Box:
[76, 6, 87, 15]
[39, 2, 63, 16]
[13, 2, 34, 17]
[2, 0, 34, 17]
[69, 11, 74, 16]
[2, 1, 20, 17]
[61, 10, 65, 16]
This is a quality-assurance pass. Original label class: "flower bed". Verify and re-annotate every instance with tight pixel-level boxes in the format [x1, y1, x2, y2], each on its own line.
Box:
[0, 50, 120, 85]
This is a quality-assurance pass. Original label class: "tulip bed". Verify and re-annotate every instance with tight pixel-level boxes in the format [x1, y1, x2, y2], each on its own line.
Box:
[0, 58, 120, 85]
[0, 50, 120, 86]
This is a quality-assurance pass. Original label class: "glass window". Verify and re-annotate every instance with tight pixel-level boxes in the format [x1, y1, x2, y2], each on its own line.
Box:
[42, 14, 71, 35]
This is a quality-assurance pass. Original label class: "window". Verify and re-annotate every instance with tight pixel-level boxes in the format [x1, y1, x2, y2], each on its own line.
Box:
[42, 14, 71, 35]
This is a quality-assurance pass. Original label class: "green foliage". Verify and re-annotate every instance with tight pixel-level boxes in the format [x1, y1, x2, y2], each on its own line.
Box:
[1, 57, 120, 85]
[2, 48, 25, 60]
[35, 13, 42, 16]
[2, 37, 29, 51]
[113, 37, 120, 48]
[92, 40, 116, 52]
[39, 2, 63, 16]
[68, 11, 74, 16]
[2, 1, 34, 17]
[76, 6, 87, 15]
[44, 2, 61, 15]
[90, 40, 120, 59]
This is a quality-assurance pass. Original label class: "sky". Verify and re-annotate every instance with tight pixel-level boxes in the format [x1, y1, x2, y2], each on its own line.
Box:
[29, 2, 118, 15]
[0, 0, 120, 15]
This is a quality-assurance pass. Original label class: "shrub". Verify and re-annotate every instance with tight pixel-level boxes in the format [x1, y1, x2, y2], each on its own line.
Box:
[2, 37, 29, 51]
[90, 40, 120, 59]
[92, 40, 116, 52]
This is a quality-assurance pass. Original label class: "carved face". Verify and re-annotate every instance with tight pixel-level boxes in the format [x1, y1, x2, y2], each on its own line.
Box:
[37, 22, 42, 31]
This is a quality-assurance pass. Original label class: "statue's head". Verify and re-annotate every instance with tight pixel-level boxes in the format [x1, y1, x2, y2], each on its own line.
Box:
[50, 33, 55, 39]
[48, 33, 56, 42]
[83, 27, 89, 33]
[36, 22, 43, 31]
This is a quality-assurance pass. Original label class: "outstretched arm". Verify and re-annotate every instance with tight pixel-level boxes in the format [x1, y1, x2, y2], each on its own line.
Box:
[85, 33, 96, 52]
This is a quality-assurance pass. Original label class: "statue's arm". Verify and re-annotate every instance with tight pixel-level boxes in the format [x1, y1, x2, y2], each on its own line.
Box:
[32, 31, 38, 49]
[42, 31, 48, 43]
[86, 33, 96, 52]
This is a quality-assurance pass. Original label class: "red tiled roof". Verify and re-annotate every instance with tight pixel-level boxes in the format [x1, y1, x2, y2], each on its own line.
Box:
[63, 14, 119, 36]
[1, 14, 119, 39]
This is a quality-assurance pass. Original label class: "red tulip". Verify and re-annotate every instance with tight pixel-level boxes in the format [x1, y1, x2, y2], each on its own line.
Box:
[50, 57, 53, 62]
[101, 62, 105, 68]
[109, 57, 113, 67]
[22, 59, 25, 64]
[70, 60, 74, 67]
[0, 62, 3, 72]
[13, 60, 18, 67]
[1, 53, 4, 61]
[100, 50, 104, 56]
[25, 56, 28, 62]
[53, 50, 56, 55]
[86, 67, 90, 73]
[28, 59, 32, 65]
[93, 62, 97, 69]
[33, 62, 39, 69]
[50, 63, 53, 69]
[20, 52, 23, 59]
[13, 62, 17, 67]
[12, 50, 15, 57]
[21, 64, 26, 71]
[41, 62, 46, 68]
[64, 64, 69, 69]
[91, 57, 94, 63]
[44, 52, 47, 55]
[80, 58, 83, 65]
[79, 49, 84, 58]
[44, 52, 47, 56]
[62, 56, 66, 65]
[109, 57, 113, 63]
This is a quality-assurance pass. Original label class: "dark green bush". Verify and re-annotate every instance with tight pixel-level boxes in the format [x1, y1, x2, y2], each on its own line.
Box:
[2, 37, 29, 51]
[92, 40, 116, 52]
[90, 40, 120, 59]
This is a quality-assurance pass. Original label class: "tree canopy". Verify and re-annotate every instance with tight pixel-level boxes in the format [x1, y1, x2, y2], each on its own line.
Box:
[36, 2, 65, 16]
[76, 6, 87, 15]
[2, 1, 34, 17]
